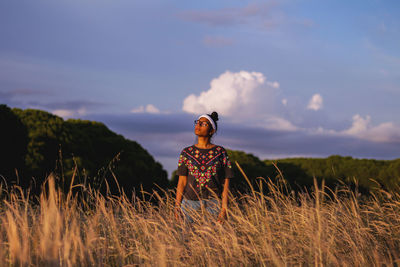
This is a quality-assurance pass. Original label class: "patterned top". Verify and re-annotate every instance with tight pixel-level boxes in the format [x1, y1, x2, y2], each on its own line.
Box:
[177, 145, 234, 200]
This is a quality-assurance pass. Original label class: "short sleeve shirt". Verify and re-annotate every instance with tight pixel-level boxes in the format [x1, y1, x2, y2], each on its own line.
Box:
[177, 145, 234, 200]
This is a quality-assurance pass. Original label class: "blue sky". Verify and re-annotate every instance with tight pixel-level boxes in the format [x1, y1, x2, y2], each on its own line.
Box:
[1, 0, 400, 176]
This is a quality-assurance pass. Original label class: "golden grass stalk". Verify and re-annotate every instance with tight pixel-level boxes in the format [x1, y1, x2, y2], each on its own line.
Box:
[0, 168, 400, 266]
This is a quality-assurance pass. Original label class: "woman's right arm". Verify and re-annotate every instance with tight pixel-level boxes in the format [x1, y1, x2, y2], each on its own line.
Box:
[174, 175, 187, 220]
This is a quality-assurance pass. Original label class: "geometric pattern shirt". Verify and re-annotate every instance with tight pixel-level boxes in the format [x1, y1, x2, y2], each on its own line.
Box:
[177, 145, 234, 200]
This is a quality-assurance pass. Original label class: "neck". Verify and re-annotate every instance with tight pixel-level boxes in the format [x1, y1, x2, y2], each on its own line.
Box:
[196, 136, 212, 149]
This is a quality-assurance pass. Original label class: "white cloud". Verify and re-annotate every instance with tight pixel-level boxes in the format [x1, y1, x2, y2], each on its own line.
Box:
[182, 70, 301, 132]
[182, 70, 280, 118]
[313, 114, 400, 143]
[343, 114, 370, 135]
[181, 71, 400, 141]
[52, 107, 87, 119]
[267, 81, 280, 88]
[342, 114, 400, 143]
[307, 94, 323, 111]
[131, 106, 145, 113]
[131, 104, 161, 114]
[145, 104, 160, 114]
[52, 109, 75, 118]
[262, 116, 298, 131]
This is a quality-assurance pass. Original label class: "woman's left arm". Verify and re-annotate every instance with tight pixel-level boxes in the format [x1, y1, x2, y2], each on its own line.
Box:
[218, 178, 230, 223]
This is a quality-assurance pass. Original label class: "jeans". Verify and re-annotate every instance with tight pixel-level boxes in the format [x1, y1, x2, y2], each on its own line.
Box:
[181, 198, 220, 224]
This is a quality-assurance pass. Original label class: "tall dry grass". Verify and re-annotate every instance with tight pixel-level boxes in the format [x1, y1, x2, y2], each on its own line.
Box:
[1, 167, 400, 266]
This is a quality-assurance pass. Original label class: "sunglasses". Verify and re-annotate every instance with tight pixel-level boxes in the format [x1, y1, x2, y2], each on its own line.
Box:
[194, 120, 210, 127]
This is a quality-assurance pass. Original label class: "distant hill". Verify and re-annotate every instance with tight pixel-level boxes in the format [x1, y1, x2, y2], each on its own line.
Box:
[0, 104, 168, 196]
[169, 149, 400, 194]
[228, 150, 400, 194]
[3, 104, 399, 196]
[264, 156, 400, 193]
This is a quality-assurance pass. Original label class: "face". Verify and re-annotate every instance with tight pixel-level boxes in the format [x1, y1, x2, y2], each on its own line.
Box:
[194, 117, 214, 137]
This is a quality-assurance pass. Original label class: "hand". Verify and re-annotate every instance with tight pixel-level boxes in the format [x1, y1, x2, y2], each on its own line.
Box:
[217, 208, 227, 224]
[174, 206, 183, 222]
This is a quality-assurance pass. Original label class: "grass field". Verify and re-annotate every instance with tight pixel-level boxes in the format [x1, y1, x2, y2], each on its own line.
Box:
[1, 168, 400, 266]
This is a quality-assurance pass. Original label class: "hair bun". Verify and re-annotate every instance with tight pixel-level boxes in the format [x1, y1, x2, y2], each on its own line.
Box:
[210, 111, 219, 122]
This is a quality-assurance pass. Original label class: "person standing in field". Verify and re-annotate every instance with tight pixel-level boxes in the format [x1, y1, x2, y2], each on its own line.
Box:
[174, 111, 234, 224]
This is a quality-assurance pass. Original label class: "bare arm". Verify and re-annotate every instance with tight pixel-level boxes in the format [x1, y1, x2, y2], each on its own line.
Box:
[175, 175, 187, 219]
[218, 178, 230, 223]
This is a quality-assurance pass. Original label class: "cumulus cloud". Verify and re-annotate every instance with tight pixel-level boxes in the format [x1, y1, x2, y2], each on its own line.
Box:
[52, 107, 87, 118]
[6, 100, 102, 119]
[88, 112, 400, 175]
[21, 100, 103, 119]
[182, 70, 280, 118]
[343, 114, 371, 135]
[52, 110, 74, 118]
[145, 104, 160, 114]
[267, 81, 280, 89]
[307, 94, 323, 111]
[182, 70, 308, 133]
[181, 70, 400, 142]
[262, 116, 298, 131]
[28, 100, 101, 110]
[313, 114, 400, 143]
[131, 106, 145, 113]
[342, 114, 400, 143]
[131, 104, 161, 114]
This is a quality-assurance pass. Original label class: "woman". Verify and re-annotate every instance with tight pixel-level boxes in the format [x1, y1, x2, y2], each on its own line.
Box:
[174, 111, 234, 224]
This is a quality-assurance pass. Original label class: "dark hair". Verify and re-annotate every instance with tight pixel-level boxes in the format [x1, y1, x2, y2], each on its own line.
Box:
[208, 111, 219, 134]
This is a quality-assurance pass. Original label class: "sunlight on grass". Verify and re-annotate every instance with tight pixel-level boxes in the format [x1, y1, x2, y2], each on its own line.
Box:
[1, 165, 400, 266]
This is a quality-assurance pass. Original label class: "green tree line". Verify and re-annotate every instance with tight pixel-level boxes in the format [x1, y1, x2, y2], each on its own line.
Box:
[0, 104, 168, 196]
[228, 151, 400, 194]
[171, 149, 400, 195]
[2, 104, 399, 196]
[263, 156, 400, 193]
